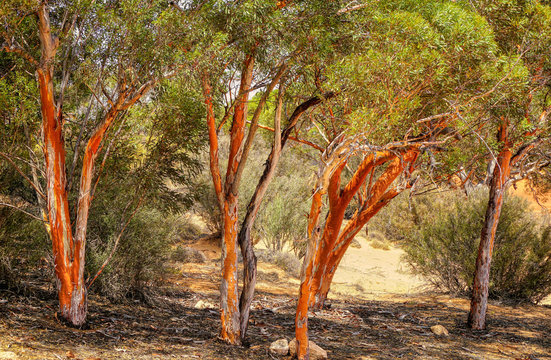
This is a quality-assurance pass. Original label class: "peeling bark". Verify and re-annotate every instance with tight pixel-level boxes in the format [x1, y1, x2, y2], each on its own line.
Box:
[37, 3, 87, 326]
[218, 54, 255, 345]
[468, 124, 512, 330]
[295, 146, 418, 359]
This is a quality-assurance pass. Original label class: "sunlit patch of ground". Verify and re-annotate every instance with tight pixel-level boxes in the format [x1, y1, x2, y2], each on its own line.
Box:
[329, 231, 427, 302]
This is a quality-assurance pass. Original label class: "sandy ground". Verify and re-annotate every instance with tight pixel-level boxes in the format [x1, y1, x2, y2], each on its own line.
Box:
[510, 179, 551, 213]
[329, 234, 427, 302]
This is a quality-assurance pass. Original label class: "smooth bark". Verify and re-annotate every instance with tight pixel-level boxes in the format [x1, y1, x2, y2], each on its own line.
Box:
[295, 146, 418, 359]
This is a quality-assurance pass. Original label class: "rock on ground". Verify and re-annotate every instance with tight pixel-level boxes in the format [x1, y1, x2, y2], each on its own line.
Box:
[289, 338, 327, 360]
[194, 300, 216, 310]
[269, 339, 289, 356]
[430, 324, 449, 336]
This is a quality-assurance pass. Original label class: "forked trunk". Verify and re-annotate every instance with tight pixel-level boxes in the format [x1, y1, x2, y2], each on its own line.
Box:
[36, 5, 87, 325]
[218, 54, 255, 344]
[308, 151, 417, 309]
[468, 125, 512, 330]
[39, 67, 88, 326]
[313, 189, 401, 309]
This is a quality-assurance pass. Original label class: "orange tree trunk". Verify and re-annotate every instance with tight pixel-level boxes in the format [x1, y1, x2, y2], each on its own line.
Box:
[36, 5, 87, 326]
[295, 191, 325, 360]
[38, 67, 87, 326]
[315, 188, 401, 307]
[308, 150, 418, 309]
[220, 193, 241, 343]
[296, 144, 418, 359]
[468, 124, 512, 330]
[218, 53, 255, 344]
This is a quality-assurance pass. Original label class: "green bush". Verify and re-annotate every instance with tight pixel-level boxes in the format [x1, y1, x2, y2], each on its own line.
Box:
[401, 188, 551, 303]
[86, 208, 173, 302]
[0, 205, 50, 293]
[193, 134, 316, 256]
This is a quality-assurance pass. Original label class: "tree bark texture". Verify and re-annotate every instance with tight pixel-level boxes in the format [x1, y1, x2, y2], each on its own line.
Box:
[295, 146, 418, 359]
[37, 3, 87, 326]
[216, 54, 255, 345]
[468, 124, 512, 330]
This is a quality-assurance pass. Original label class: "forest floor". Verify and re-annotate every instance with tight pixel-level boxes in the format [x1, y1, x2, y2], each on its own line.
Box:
[1, 207, 551, 359]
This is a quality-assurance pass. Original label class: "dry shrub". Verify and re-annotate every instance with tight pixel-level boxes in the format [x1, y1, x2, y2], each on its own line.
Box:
[399, 188, 551, 303]
[171, 246, 207, 263]
[87, 208, 172, 303]
[256, 249, 301, 278]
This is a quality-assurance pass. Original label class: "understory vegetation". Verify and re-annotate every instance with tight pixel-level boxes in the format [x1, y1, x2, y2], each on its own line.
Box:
[2, 0, 551, 357]
[371, 188, 551, 303]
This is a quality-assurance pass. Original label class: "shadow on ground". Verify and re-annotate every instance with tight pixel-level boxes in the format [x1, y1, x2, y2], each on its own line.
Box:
[1, 277, 550, 360]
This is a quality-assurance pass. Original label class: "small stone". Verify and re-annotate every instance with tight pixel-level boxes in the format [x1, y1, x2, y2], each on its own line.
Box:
[289, 339, 327, 360]
[0, 352, 17, 360]
[269, 339, 289, 356]
[194, 300, 215, 310]
[430, 324, 449, 336]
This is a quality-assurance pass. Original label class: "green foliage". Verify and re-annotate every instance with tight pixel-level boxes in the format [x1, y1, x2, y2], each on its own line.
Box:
[193, 133, 315, 254]
[395, 189, 551, 303]
[86, 207, 175, 302]
[320, 0, 503, 144]
[254, 152, 314, 255]
[0, 207, 49, 292]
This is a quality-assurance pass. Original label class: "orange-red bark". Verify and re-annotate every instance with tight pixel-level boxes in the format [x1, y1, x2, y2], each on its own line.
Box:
[216, 54, 255, 344]
[296, 147, 418, 359]
[307, 150, 409, 307]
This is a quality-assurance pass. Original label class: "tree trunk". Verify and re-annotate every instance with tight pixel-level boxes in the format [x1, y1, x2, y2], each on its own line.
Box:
[308, 150, 418, 309]
[219, 193, 241, 343]
[314, 189, 401, 308]
[295, 191, 325, 360]
[39, 68, 87, 326]
[218, 54, 255, 345]
[36, 4, 87, 326]
[237, 84, 284, 340]
[468, 125, 512, 330]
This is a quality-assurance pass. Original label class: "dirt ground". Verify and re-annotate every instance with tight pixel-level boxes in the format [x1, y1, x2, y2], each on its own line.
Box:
[2, 194, 551, 360]
[2, 244, 551, 360]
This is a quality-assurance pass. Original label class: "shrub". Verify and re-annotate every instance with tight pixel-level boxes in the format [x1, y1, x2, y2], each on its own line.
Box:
[171, 246, 207, 263]
[0, 205, 50, 293]
[256, 249, 301, 278]
[370, 239, 392, 251]
[86, 208, 173, 302]
[402, 188, 551, 303]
